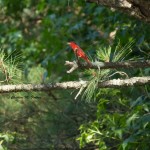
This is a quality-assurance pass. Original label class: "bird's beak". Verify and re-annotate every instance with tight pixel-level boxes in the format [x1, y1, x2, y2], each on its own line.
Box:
[67, 42, 70, 45]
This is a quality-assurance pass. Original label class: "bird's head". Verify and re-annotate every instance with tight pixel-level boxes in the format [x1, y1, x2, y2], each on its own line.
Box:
[67, 41, 77, 49]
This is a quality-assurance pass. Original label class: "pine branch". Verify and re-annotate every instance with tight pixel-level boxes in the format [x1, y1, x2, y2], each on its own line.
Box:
[0, 76, 149, 93]
[65, 60, 150, 73]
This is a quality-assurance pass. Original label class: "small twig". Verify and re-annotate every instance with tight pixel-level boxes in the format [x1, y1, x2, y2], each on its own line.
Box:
[74, 80, 86, 99]
[11, 96, 41, 99]
[47, 91, 58, 101]
[65, 61, 78, 73]
[108, 71, 129, 79]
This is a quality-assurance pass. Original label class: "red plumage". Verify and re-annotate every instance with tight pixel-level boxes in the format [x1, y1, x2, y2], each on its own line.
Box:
[68, 41, 91, 65]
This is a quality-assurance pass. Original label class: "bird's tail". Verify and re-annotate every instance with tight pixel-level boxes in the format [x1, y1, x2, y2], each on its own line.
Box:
[85, 57, 92, 66]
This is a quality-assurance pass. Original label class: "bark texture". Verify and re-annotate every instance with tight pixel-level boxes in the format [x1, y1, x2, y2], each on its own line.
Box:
[65, 60, 150, 73]
[0, 76, 149, 93]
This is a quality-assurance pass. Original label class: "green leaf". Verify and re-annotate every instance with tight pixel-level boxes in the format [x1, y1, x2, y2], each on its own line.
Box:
[126, 113, 139, 127]
[122, 136, 135, 150]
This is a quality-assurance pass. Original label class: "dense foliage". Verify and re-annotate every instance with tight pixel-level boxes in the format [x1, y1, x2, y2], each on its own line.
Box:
[0, 0, 149, 149]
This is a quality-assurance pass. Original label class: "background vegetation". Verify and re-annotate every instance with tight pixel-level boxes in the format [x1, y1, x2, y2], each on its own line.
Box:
[0, 0, 149, 149]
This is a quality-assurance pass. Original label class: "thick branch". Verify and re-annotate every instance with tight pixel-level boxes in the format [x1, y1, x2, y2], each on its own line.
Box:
[86, 0, 150, 23]
[65, 60, 150, 73]
[98, 76, 150, 88]
[0, 76, 149, 93]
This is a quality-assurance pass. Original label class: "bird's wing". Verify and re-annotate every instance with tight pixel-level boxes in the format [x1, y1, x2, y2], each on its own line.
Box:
[76, 46, 86, 57]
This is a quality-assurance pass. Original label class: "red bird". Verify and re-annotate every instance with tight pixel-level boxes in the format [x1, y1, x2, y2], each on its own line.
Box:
[68, 41, 91, 65]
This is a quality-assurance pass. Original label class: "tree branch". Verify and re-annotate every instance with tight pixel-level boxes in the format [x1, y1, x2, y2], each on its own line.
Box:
[0, 76, 149, 93]
[86, 0, 150, 23]
[65, 60, 150, 73]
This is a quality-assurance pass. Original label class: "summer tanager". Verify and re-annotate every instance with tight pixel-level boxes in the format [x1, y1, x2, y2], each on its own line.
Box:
[67, 41, 91, 65]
